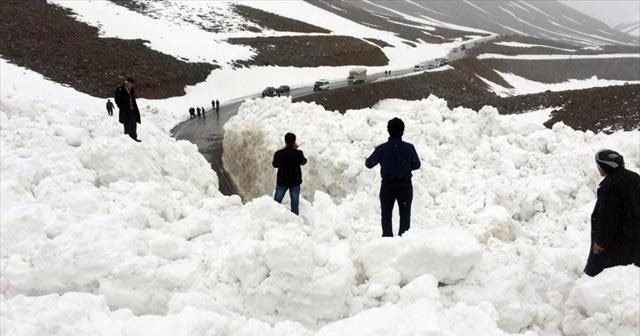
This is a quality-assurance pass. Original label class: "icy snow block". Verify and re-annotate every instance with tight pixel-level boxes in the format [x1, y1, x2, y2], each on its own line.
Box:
[562, 265, 640, 336]
[359, 228, 482, 285]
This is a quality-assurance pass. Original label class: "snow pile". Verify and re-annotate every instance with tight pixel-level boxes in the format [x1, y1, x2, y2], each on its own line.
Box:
[3, 60, 640, 334]
[223, 96, 639, 333]
[562, 266, 640, 336]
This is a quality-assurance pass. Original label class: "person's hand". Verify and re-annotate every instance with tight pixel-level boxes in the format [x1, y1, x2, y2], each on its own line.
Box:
[592, 243, 605, 254]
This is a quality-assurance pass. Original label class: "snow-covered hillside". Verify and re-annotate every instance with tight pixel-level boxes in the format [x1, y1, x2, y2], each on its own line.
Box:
[614, 18, 640, 38]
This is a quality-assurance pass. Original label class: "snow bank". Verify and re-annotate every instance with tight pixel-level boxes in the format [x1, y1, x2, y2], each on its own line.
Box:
[223, 96, 639, 333]
[479, 71, 640, 97]
[3, 59, 640, 334]
[562, 266, 640, 336]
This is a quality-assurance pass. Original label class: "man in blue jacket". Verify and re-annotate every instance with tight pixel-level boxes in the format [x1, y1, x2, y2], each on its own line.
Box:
[273, 133, 307, 215]
[366, 118, 421, 237]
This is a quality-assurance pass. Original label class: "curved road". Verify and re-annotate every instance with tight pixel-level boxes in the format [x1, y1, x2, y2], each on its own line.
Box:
[170, 38, 493, 195]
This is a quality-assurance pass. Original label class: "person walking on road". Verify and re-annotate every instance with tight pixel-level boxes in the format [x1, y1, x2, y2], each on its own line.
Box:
[196, 107, 201, 118]
[211, 99, 215, 110]
[114, 77, 141, 142]
[365, 117, 421, 237]
[272, 132, 307, 215]
[201, 106, 206, 119]
[584, 149, 640, 276]
[189, 107, 195, 119]
[106, 99, 114, 116]
[216, 100, 220, 115]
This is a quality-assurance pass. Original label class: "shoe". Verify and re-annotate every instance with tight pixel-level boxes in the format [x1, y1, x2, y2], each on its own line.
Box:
[132, 138, 141, 142]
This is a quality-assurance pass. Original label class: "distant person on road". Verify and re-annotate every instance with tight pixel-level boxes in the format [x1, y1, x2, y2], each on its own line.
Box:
[272, 132, 307, 215]
[201, 106, 206, 119]
[189, 107, 195, 119]
[196, 107, 201, 118]
[366, 117, 421, 237]
[584, 149, 640, 276]
[114, 77, 141, 142]
[211, 99, 215, 110]
[106, 99, 114, 116]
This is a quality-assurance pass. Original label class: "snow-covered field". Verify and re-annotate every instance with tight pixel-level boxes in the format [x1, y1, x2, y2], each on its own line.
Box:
[2, 1, 640, 335]
[3, 58, 639, 334]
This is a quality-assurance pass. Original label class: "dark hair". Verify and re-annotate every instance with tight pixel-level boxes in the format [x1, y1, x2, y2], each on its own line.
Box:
[125, 77, 136, 84]
[595, 149, 624, 174]
[387, 117, 405, 138]
[284, 132, 296, 146]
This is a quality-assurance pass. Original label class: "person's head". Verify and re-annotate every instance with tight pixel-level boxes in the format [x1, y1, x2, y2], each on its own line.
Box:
[595, 149, 624, 176]
[387, 117, 404, 138]
[124, 77, 135, 90]
[284, 132, 296, 147]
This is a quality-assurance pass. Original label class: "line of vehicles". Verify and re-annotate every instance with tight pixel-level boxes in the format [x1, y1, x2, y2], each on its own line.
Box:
[261, 56, 450, 98]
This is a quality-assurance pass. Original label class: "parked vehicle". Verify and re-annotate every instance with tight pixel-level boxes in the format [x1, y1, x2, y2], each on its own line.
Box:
[276, 85, 290, 96]
[313, 79, 330, 91]
[414, 64, 425, 71]
[347, 67, 367, 85]
[262, 86, 276, 97]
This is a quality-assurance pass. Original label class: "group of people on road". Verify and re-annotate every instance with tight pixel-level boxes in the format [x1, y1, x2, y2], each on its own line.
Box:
[272, 118, 640, 277]
[189, 106, 208, 119]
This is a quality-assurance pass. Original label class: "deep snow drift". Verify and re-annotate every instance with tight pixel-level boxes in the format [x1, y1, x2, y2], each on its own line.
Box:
[2, 64, 640, 335]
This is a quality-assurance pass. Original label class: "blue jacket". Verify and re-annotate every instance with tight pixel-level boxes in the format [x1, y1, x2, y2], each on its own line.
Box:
[365, 137, 421, 185]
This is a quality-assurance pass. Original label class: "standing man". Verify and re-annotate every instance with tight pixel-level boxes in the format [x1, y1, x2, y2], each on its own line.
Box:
[216, 99, 220, 116]
[106, 99, 114, 116]
[114, 77, 141, 142]
[365, 117, 421, 237]
[211, 99, 215, 110]
[272, 133, 307, 215]
[584, 149, 640, 276]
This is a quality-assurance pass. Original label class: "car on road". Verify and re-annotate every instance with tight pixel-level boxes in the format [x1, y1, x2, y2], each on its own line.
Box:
[262, 86, 277, 97]
[276, 85, 290, 96]
[313, 79, 330, 91]
[414, 64, 425, 71]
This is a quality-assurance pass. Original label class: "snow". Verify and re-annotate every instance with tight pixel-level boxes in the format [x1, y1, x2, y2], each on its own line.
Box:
[49, 0, 255, 65]
[493, 41, 576, 52]
[479, 70, 640, 97]
[562, 266, 640, 336]
[3, 1, 640, 334]
[477, 53, 640, 60]
[3, 57, 640, 334]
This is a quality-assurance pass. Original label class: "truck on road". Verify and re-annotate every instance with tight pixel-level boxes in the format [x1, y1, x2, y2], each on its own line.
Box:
[347, 67, 367, 85]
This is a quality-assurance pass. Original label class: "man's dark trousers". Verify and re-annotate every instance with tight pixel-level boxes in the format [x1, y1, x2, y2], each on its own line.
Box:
[124, 118, 137, 139]
[380, 183, 413, 237]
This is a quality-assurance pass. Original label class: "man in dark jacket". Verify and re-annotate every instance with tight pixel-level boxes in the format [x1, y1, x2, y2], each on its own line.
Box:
[366, 118, 421, 237]
[584, 149, 640, 276]
[114, 77, 141, 142]
[272, 133, 307, 215]
[106, 99, 114, 116]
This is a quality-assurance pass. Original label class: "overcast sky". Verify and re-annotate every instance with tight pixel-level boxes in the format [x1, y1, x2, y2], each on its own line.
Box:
[560, 0, 640, 26]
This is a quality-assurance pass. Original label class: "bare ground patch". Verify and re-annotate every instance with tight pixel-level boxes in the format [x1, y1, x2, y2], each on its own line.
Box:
[228, 36, 389, 67]
[232, 4, 330, 33]
[0, 0, 214, 99]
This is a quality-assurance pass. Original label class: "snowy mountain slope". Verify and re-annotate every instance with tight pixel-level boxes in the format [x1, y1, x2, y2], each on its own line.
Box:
[344, 0, 638, 47]
[614, 18, 640, 38]
[3, 59, 639, 335]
